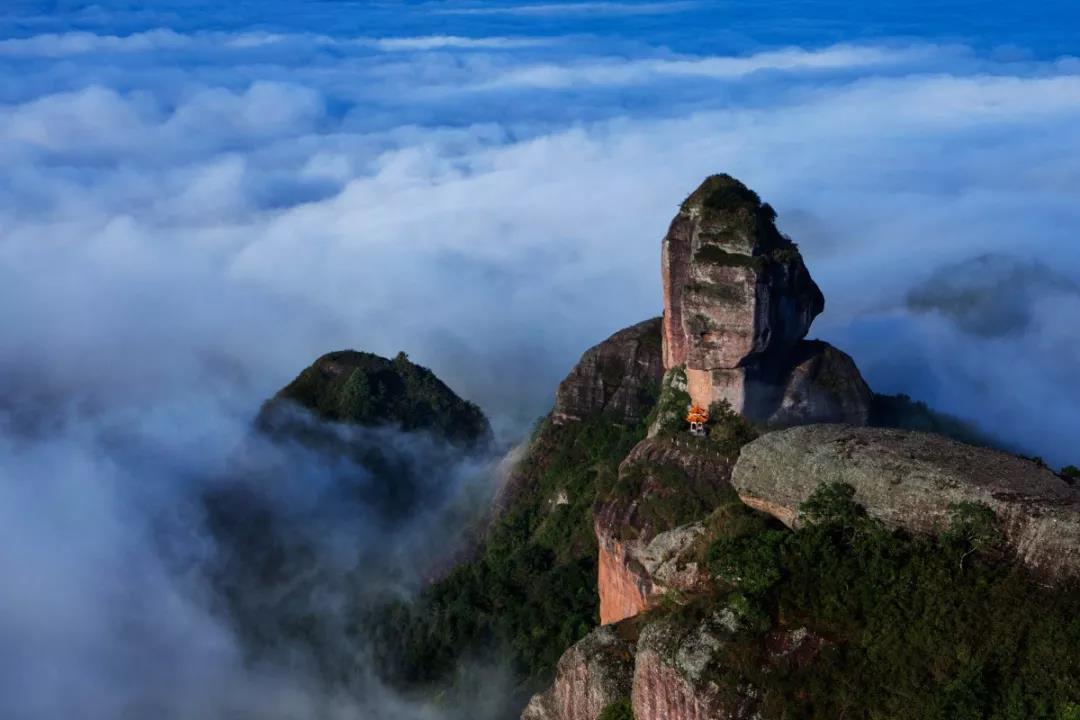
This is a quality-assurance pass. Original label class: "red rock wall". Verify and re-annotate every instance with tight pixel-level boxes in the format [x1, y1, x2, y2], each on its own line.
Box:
[632, 649, 727, 720]
[661, 215, 693, 370]
[598, 539, 653, 626]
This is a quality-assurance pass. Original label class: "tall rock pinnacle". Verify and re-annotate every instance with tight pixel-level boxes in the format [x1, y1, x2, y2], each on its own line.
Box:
[661, 174, 870, 425]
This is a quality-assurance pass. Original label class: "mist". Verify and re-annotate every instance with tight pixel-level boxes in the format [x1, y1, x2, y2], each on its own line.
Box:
[0, 383, 520, 720]
[2, 1, 1079, 718]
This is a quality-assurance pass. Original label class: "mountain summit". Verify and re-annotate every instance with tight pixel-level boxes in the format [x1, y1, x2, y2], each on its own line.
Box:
[229, 175, 1080, 720]
[661, 174, 871, 426]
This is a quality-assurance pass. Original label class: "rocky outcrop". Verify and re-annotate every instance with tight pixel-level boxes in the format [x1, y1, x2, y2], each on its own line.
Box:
[521, 625, 635, 720]
[597, 522, 708, 627]
[659, 174, 871, 426]
[497, 319, 663, 529]
[527, 609, 825, 720]
[631, 612, 757, 720]
[596, 436, 734, 624]
[769, 341, 872, 427]
[632, 610, 825, 720]
[732, 425, 1080, 577]
[554, 318, 664, 426]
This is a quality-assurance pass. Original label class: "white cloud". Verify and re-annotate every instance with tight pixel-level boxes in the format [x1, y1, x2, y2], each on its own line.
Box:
[2, 43, 1079, 442]
[0, 29, 189, 56]
[463, 43, 956, 90]
[367, 34, 553, 51]
[0, 28, 551, 58]
[436, 1, 700, 16]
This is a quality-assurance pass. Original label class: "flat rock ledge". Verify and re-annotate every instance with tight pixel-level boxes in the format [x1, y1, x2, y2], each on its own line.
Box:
[731, 424, 1080, 578]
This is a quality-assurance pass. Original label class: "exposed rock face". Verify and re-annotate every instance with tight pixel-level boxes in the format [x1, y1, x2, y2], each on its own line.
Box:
[554, 318, 664, 425]
[596, 436, 734, 624]
[597, 537, 654, 628]
[521, 625, 635, 720]
[497, 319, 662, 531]
[770, 341, 872, 427]
[659, 175, 870, 426]
[528, 610, 825, 720]
[732, 425, 1080, 577]
[632, 614, 757, 720]
[596, 523, 709, 627]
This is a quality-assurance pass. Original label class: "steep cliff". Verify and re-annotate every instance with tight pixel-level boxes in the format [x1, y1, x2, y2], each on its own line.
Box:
[771, 341, 872, 427]
[522, 625, 636, 720]
[595, 434, 735, 624]
[554, 318, 665, 426]
[660, 174, 870, 426]
[517, 175, 1080, 720]
[495, 318, 663, 530]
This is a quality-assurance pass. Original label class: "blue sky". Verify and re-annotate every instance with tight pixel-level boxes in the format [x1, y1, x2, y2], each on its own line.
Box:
[1, 4, 1079, 717]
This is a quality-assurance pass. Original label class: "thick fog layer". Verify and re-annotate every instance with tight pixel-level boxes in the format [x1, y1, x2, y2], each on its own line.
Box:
[2, 1, 1079, 718]
[0, 392, 515, 719]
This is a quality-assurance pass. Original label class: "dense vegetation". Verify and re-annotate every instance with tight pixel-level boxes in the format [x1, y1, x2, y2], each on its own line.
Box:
[260, 350, 490, 448]
[685, 173, 788, 247]
[690, 483, 1080, 720]
[690, 173, 764, 216]
[644, 366, 691, 434]
[362, 416, 647, 691]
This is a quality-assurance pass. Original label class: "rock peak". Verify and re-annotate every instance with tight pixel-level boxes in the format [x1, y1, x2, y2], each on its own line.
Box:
[681, 173, 762, 212]
[661, 174, 866, 426]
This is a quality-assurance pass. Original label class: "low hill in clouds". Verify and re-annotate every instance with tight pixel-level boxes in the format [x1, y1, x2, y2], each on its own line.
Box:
[259, 349, 491, 450]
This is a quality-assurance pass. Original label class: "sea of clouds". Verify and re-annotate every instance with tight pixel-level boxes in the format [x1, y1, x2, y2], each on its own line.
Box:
[2, 1, 1079, 718]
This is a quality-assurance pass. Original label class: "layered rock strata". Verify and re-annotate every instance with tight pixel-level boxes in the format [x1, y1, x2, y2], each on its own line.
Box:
[660, 174, 871, 426]
[521, 625, 636, 720]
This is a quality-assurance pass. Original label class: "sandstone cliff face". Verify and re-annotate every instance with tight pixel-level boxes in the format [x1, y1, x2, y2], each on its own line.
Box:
[596, 435, 733, 624]
[526, 609, 823, 720]
[732, 425, 1080, 577]
[554, 318, 664, 426]
[659, 175, 870, 426]
[597, 522, 708, 627]
[631, 613, 759, 720]
[521, 625, 635, 720]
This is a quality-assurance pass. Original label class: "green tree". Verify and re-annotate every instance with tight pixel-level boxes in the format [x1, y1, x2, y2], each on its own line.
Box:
[707, 530, 786, 595]
[944, 502, 1003, 569]
[798, 482, 864, 529]
[1061, 465, 1080, 486]
[598, 699, 633, 720]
